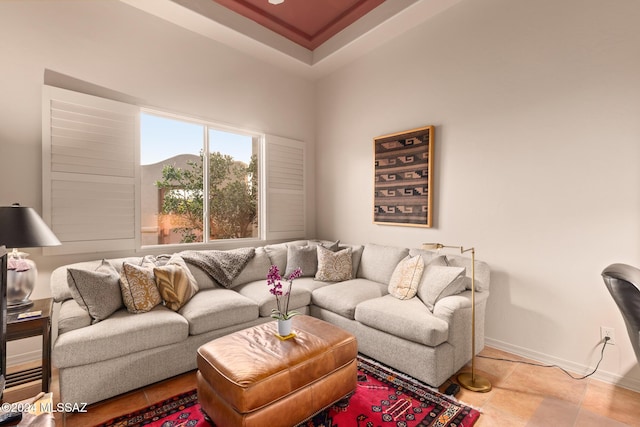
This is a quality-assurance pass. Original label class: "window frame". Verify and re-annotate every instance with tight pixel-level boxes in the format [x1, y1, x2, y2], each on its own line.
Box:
[139, 108, 264, 251]
[42, 85, 306, 256]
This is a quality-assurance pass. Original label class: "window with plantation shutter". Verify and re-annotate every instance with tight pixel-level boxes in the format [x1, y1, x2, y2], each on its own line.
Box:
[42, 86, 306, 254]
[42, 85, 139, 255]
[264, 135, 305, 240]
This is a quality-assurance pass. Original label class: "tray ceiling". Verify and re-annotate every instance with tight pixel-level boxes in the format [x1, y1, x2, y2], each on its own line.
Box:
[211, 0, 385, 50]
[122, 0, 463, 78]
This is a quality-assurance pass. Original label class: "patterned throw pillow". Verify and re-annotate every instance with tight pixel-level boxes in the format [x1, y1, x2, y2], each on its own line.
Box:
[388, 255, 425, 300]
[315, 246, 353, 282]
[120, 255, 162, 314]
[154, 254, 199, 311]
[67, 260, 123, 324]
[417, 263, 466, 311]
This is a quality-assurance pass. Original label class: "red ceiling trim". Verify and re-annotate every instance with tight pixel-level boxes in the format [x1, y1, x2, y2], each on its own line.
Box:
[212, 0, 385, 51]
[309, 0, 385, 50]
[215, 0, 313, 45]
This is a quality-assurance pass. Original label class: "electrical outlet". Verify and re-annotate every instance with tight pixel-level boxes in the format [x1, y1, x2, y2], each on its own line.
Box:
[600, 326, 615, 345]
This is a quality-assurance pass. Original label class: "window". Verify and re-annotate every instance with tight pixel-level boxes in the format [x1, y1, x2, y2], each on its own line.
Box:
[140, 112, 260, 246]
[42, 85, 305, 255]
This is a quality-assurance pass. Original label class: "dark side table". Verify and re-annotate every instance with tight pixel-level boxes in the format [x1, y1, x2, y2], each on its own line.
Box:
[5, 298, 53, 392]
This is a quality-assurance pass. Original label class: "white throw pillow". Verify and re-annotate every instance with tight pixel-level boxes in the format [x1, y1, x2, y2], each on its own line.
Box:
[388, 255, 425, 300]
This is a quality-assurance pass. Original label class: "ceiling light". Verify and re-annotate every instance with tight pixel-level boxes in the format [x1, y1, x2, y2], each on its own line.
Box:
[268, 0, 284, 4]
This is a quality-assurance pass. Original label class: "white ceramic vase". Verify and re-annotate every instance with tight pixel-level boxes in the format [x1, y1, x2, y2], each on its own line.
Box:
[277, 318, 292, 336]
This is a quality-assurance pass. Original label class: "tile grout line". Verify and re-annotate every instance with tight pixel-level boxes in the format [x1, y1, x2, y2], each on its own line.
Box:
[571, 377, 591, 427]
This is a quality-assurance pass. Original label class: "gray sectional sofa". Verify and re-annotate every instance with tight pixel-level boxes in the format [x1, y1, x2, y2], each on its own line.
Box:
[49, 240, 490, 405]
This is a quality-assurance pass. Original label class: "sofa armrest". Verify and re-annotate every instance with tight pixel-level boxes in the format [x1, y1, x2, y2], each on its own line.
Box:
[432, 290, 489, 323]
[433, 290, 490, 370]
[57, 299, 92, 335]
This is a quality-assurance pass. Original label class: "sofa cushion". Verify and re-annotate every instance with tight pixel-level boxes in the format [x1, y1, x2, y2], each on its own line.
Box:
[264, 246, 288, 273]
[179, 289, 259, 335]
[235, 280, 312, 317]
[311, 279, 388, 320]
[120, 256, 162, 314]
[67, 260, 123, 324]
[388, 255, 425, 300]
[315, 246, 353, 282]
[53, 305, 189, 368]
[417, 263, 466, 312]
[357, 244, 409, 284]
[185, 263, 219, 290]
[231, 247, 272, 287]
[287, 277, 332, 293]
[285, 245, 317, 277]
[355, 295, 449, 346]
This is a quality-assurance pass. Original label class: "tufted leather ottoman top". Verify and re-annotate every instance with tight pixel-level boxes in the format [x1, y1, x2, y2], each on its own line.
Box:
[197, 315, 357, 414]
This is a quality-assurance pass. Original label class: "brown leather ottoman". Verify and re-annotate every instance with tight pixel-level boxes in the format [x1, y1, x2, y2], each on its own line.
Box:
[197, 315, 357, 427]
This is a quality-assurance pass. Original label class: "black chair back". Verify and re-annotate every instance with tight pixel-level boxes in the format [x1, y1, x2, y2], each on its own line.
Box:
[602, 263, 640, 364]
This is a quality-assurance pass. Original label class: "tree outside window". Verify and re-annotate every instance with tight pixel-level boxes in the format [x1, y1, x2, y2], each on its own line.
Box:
[140, 113, 259, 246]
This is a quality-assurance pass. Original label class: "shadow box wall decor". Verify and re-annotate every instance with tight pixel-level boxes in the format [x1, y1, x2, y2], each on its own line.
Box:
[373, 125, 434, 228]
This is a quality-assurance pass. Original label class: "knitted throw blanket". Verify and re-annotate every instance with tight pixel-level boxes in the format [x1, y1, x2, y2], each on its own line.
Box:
[180, 247, 255, 288]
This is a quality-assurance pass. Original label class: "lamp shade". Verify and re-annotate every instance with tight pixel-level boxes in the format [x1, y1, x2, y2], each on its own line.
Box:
[0, 204, 60, 248]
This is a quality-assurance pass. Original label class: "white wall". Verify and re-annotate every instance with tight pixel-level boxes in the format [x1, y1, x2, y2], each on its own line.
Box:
[0, 1, 315, 364]
[3, 0, 640, 393]
[316, 0, 640, 390]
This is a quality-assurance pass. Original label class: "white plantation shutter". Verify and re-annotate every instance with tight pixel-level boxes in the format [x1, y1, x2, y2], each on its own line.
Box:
[42, 85, 139, 255]
[264, 135, 305, 240]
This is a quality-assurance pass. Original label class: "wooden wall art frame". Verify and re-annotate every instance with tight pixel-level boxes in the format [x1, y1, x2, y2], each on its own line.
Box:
[373, 125, 434, 228]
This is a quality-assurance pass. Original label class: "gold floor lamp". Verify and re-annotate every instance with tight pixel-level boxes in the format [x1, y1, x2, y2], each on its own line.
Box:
[422, 243, 492, 392]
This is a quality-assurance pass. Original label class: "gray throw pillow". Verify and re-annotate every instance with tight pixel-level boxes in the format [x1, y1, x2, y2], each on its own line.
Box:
[322, 240, 340, 251]
[417, 261, 466, 311]
[309, 239, 340, 252]
[285, 245, 317, 277]
[67, 260, 123, 324]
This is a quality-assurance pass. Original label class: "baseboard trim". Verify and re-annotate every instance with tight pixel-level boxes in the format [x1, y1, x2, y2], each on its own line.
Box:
[485, 338, 640, 393]
[6, 350, 41, 368]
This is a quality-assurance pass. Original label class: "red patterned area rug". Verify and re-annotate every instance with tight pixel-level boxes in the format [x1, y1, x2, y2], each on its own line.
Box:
[96, 355, 480, 427]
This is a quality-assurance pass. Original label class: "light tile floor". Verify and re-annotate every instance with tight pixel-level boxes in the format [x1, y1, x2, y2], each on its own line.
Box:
[449, 347, 640, 427]
[4, 346, 639, 426]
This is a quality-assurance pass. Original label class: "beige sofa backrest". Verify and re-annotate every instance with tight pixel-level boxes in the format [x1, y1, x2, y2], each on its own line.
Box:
[357, 243, 410, 284]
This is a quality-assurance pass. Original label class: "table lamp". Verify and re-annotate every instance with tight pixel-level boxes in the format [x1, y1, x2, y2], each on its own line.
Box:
[422, 243, 491, 392]
[0, 204, 61, 309]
